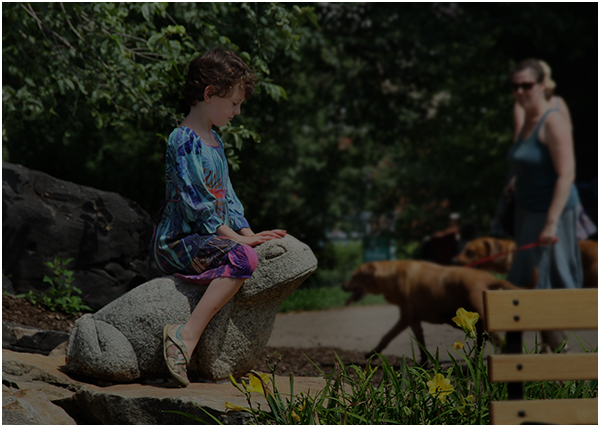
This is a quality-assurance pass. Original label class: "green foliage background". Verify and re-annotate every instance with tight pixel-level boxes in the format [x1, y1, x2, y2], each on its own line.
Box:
[3, 3, 597, 273]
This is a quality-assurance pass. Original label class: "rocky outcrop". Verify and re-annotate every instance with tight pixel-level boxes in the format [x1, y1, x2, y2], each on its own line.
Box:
[2, 162, 154, 310]
[66, 235, 318, 382]
[2, 347, 79, 424]
[2, 348, 326, 425]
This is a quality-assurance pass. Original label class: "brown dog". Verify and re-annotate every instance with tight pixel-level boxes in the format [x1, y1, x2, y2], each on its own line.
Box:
[342, 260, 521, 364]
[455, 237, 598, 288]
[454, 237, 515, 274]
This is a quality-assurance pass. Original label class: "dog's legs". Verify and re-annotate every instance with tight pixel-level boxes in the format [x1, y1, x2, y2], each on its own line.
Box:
[368, 314, 410, 357]
[409, 321, 428, 365]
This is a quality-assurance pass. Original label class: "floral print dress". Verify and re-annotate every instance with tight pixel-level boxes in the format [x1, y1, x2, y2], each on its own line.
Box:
[150, 126, 255, 284]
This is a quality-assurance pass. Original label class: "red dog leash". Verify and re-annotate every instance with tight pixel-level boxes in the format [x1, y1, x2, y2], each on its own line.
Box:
[464, 237, 558, 268]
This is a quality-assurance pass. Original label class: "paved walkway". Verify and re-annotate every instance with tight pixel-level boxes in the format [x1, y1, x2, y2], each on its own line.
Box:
[267, 304, 598, 359]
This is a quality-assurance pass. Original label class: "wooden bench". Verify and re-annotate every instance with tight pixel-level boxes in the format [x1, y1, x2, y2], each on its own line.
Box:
[483, 288, 598, 425]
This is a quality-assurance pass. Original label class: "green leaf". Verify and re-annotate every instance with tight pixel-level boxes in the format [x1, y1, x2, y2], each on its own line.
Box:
[141, 3, 152, 22]
[147, 33, 162, 52]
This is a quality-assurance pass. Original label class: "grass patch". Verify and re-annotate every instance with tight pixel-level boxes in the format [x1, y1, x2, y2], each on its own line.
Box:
[278, 286, 386, 313]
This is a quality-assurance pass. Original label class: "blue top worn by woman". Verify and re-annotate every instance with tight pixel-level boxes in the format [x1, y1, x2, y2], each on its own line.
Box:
[506, 108, 582, 290]
[150, 127, 255, 283]
[508, 108, 580, 212]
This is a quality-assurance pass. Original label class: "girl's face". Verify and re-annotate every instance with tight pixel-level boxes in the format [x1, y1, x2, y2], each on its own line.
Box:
[207, 85, 245, 127]
[511, 69, 545, 109]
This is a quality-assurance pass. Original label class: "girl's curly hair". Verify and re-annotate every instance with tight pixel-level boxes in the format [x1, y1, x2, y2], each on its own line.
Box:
[183, 47, 257, 106]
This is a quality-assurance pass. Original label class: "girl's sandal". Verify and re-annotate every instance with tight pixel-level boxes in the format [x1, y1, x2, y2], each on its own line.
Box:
[163, 324, 191, 387]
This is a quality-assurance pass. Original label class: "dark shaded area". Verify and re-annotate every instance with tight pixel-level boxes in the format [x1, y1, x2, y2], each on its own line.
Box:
[2, 163, 154, 309]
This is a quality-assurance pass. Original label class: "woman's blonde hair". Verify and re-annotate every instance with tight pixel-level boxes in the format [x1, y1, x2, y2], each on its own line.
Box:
[538, 60, 556, 100]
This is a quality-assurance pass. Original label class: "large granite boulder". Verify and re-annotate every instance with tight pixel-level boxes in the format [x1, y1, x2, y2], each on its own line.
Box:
[65, 235, 317, 382]
[2, 162, 154, 309]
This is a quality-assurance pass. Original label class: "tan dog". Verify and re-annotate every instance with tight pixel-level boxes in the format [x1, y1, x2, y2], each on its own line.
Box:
[342, 260, 521, 364]
[454, 237, 515, 274]
[455, 237, 598, 288]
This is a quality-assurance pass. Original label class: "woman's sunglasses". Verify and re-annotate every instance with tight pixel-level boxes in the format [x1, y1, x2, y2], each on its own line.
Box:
[511, 82, 536, 92]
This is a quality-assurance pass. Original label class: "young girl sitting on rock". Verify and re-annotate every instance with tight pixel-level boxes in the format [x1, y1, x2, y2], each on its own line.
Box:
[150, 48, 286, 387]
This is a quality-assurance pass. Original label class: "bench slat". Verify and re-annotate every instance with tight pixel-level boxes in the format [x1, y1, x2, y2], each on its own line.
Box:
[488, 353, 598, 382]
[484, 289, 598, 332]
[490, 399, 598, 425]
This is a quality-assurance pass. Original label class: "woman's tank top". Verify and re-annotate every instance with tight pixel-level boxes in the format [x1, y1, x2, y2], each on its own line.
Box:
[508, 108, 579, 212]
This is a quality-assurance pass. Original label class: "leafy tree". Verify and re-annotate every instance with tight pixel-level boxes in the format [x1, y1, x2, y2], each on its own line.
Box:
[3, 3, 596, 286]
[3, 2, 316, 214]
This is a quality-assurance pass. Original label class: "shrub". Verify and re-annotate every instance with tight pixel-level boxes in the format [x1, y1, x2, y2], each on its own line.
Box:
[17, 257, 91, 315]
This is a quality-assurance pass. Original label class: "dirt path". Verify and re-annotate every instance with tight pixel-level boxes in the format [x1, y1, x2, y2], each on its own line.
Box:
[267, 304, 598, 359]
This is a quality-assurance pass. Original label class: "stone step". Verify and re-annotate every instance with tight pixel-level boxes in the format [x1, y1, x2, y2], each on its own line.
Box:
[2, 348, 327, 424]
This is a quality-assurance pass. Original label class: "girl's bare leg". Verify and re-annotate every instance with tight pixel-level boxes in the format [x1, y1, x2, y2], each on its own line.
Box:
[178, 276, 245, 355]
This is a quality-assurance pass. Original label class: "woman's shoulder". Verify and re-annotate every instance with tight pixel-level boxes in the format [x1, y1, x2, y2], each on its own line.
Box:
[539, 107, 570, 144]
[544, 106, 566, 123]
[552, 95, 566, 104]
[541, 108, 565, 129]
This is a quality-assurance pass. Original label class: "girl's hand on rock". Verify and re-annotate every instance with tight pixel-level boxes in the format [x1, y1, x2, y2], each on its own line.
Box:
[255, 229, 286, 239]
[236, 230, 285, 247]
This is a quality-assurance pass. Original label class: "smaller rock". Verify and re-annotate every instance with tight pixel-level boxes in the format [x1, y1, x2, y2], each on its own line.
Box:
[49, 341, 68, 358]
[2, 321, 69, 355]
[2, 387, 76, 425]
[3, 275, 14, 294]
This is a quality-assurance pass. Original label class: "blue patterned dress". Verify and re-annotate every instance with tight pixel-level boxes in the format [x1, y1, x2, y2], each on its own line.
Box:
[150, 127, 257, 284]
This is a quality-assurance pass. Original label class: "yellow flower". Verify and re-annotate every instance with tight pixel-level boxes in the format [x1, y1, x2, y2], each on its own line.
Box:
[452, 308, 479, 338]
[224, 401, 249, 412]
[291, 402, 305, 423]
[427, 373, 454, 403]
[459, 395, 475, 414]
[451, 340, 464, 350]
[246, 372, 271, 396]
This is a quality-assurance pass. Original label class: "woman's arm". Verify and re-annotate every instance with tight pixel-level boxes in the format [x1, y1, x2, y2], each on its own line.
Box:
[539, 112, 576, 245]
[556, 96, 573, 131]
[513, 102, 525, 143]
